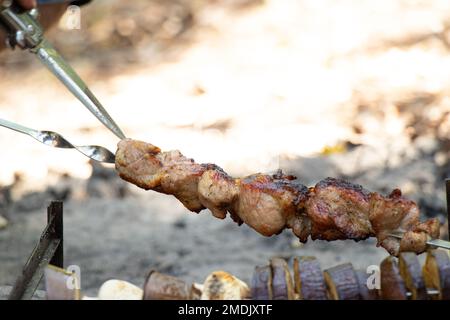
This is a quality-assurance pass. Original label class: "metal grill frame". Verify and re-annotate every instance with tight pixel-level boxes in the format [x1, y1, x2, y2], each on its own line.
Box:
[8, 201, 63, 300]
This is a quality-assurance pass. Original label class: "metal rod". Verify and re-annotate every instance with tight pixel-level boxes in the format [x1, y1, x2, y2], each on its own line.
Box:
[49, 201, 63, 268]
[389, 232, 450, 250]
[446, 179, 450, 241]
[0, 118, 37, 136]
[0, 117, 116, 163]
[8, 201, 64, 300]
[405, 289, 439, 298]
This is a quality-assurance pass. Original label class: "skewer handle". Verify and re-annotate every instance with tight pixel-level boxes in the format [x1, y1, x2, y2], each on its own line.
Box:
[0, 118, 37, 136]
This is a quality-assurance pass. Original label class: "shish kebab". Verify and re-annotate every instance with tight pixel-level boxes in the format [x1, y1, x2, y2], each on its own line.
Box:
[0, 119, 447, 256]
[0, 0, 448, 256]
[115, 139, 448, 256]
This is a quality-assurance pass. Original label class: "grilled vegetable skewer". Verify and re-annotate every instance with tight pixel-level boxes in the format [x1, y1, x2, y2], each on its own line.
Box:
[423, 249, 450, 300]
[399, 252, 427, 300]
[46, 253, 450, 300]
[251, 265, 272, 300]
[290, 256, 328, 300]
[270, 258, 295, 300]
[143, 270, 190, 300]
[355, 269, 379, 300]
[323, 263, 360, 300]
[380, 256, 408, 300]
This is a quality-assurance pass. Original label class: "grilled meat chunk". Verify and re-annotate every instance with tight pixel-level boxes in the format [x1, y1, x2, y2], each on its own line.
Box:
[116, 139, 441, 256]
[115, 139, 163, 190]
[116, 139, 207, 212]
[369, 189, 440, 255]
[305, 178, 373, 241]
[236, 173, 308, 236]
[198, 168, 238, 219]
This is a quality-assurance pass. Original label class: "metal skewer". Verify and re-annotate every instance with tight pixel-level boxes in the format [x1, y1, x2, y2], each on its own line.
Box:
[0, 118, 115, 163]
[446, 179, 450, 240]
[388, 179, 450, 251]
[389, 232, 450, 250]
[406, 289, 439, 298]
[0, 2, 126, 140]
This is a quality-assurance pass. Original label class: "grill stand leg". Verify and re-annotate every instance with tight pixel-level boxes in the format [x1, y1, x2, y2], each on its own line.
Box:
[8, 201, 64, 300]
[446, 179, 450, 241]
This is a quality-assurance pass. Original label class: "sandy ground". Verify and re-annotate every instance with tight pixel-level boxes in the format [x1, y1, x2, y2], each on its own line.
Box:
[1, 187, 388, 296]
[1, 0, 450, 297]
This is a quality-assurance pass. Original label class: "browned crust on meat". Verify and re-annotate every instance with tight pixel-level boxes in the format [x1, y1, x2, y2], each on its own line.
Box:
[116, 139, 441, 256]
[237, 174, 308, 236]
[306, 178, 373, 240]
[115, 139, 163, 190]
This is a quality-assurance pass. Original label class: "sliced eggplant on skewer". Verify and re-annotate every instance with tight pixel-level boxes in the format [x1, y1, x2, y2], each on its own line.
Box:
[323, 263, 360, 300]
[380, 256, 408, 300]
[398, 252, 427, 300]
[270, 258, 295, 300]
[143, 270, 190, 300]
[423, 249, 450, 300]
[251, 265, 273, 300]
[291, 256, 327, 300]
[355, 269, 379, 300]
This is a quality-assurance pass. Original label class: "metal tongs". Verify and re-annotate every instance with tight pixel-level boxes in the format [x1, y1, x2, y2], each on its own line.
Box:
[0, 0, 125, 163]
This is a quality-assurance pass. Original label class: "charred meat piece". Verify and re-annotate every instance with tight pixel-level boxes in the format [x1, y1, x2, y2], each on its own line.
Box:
[116, 139, 207, 212]
[116, 139, 441, 256]
[305, 178, 373, 240]
[236, 174, 308, 236]
[158, 151, 212, 212]
[370, 190, 440, 255]
[399, 219, 441, 253]
[370, 190, 419, 255]
[115, 139, 163, 190]
[198, 168, 238, 219]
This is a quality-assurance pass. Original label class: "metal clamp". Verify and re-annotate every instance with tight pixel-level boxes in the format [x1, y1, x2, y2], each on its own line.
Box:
[0, 1, 42, 49]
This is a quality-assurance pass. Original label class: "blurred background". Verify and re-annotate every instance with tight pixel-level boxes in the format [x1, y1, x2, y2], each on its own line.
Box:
[1, 0, 450, 296]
